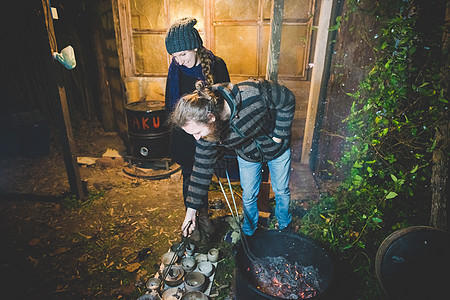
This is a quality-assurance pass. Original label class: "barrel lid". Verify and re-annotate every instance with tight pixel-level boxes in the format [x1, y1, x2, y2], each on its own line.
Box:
[376, 226, 450, 299]
[125, 100, 164, 112]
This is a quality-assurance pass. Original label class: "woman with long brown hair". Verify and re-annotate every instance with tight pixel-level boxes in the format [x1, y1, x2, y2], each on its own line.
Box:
[165, 18, 230, 244]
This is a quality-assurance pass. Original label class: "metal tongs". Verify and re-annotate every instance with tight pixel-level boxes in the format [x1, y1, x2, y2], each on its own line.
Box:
[215, 170, 258, 263]
[161, 222, 191, 282]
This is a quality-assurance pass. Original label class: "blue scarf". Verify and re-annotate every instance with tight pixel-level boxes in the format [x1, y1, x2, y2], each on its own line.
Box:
[166, 50, 215, 111]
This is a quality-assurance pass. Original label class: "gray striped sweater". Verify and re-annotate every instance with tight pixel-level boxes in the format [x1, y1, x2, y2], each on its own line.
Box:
[186, 79, 295, 210]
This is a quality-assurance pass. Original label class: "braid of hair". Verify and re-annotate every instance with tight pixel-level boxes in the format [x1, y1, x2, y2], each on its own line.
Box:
[198, 47, 214, 87]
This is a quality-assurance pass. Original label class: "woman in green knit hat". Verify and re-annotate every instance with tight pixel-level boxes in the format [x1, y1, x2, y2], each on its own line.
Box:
[165, 18, 231, 244]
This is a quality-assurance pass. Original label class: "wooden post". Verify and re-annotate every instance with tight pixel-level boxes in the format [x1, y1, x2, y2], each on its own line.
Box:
[55, 86, 87, 201]
[266, 0, 285, 83]
[115, 0, 134, 77]
[258, 0, 285, 213]
[41, 0, 86, 200]
[301, 0, 334, 164]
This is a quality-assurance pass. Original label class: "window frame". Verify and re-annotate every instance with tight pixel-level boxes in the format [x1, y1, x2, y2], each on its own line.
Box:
[118, 0, 315, 80]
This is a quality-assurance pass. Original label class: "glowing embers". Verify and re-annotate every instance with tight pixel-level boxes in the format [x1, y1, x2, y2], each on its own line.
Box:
[248, 256, 321, 299]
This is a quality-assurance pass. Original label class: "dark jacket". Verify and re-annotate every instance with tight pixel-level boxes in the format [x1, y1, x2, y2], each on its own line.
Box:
[186, 79, 295, 209]
[165, 55, 230, 166]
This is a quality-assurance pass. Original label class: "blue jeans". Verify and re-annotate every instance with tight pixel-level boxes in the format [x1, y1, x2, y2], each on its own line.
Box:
[237, 148, 292, 235]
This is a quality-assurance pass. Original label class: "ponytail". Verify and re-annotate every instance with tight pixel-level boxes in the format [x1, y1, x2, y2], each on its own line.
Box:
[169, 81, 224, 128]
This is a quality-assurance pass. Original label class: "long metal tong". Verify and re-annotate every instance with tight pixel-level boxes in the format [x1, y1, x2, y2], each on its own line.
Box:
[161, 221, 191, 282]
[215, 170, 258, 263]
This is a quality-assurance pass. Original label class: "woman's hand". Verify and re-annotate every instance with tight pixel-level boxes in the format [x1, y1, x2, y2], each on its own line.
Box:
[272, 137, 282, 143]
[182, 207, 197, 237]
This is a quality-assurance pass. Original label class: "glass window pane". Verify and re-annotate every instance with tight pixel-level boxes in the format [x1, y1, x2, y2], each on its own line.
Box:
[214, 26, 258, 75]
[260, 25, 271, 76]
[263, 0, 312, 20]
[134, 34, 168, 74]
[278, 25, 308, 77]
[214, 0, 259, 20]
[169, 0, 205, 28]
[263, 0, 272, 20]
[284, 0, 311, 20]
[131, 0, 165, 30]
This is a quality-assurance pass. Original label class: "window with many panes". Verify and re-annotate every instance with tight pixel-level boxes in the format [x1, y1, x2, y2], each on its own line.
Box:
[126, 0, 314, 80]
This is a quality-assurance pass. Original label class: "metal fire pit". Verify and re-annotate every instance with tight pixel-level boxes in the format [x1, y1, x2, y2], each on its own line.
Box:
[375, 226, 450, 299]
[235, 230, 335, 299]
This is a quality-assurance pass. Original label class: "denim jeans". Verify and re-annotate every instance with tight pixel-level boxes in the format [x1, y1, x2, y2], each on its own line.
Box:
[237, 148, 292, 235]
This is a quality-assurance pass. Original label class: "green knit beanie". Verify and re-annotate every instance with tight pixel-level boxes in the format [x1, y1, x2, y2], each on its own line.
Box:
[165, 18, 203, 54]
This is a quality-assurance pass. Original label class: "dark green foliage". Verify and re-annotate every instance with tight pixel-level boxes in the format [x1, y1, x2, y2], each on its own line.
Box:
[299, 0, 447, 298]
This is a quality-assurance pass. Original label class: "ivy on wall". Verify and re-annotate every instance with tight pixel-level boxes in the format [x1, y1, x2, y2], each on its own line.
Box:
[299, 0, 447, 297]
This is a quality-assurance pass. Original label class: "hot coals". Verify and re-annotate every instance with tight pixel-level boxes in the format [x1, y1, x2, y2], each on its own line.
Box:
[236, 230, 335, 300]
[248, 256, 321, 299]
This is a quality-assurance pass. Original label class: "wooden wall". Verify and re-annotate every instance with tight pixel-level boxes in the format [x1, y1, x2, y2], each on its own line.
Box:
[94, 0, 128, 136]
[1, 1, 55, 121]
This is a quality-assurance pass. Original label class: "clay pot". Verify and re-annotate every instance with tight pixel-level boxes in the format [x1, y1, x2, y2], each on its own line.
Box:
[185, 243, 195, 257]
[198, 261, 214, 277]
[161, 265, 185, 287]
[194, 253, 208, 263]
[207, 248, 219, 262]
[162, 287, 183, 300]
[161, 251, 178, 266]
[146, 277, 161, 292]
[181, 291, 208, 300]
[184, 271, 206, 292]
[181, 256, 196, 273]
[170, 242, 186, 257]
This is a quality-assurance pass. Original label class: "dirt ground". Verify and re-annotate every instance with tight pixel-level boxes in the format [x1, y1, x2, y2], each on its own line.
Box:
[0, 119, 239, 299]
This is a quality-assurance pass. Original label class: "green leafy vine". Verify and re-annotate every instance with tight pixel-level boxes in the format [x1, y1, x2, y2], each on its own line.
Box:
[299, 0, 447, 297]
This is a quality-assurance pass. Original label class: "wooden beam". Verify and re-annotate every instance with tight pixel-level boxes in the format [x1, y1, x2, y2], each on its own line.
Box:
[261, 1, 285, 212]
[301, 0, 334, 164]
[266, 0, 284, 82]
[41, 0, 86, 200]
[115, 0, 134, 77]
[56, 86, 87, 200]
[204, 0, 212, 50]
[92, 22, 115, 131]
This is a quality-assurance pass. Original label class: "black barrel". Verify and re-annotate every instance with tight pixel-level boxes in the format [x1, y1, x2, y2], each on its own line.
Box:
[125, 101, 170, 160]
[375, 226, 450, 299]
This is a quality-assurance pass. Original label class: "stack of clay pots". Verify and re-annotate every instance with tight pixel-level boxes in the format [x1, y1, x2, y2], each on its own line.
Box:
[142, 242, 220, 300]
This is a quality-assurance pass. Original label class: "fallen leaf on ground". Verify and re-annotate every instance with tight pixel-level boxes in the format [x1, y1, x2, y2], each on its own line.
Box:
[50, 247, 70, 255]
[55, 284, 70, 292]
[28, 238, 40, 246]
[125, 262, 141, 272]
[27, 256, 39, 265]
